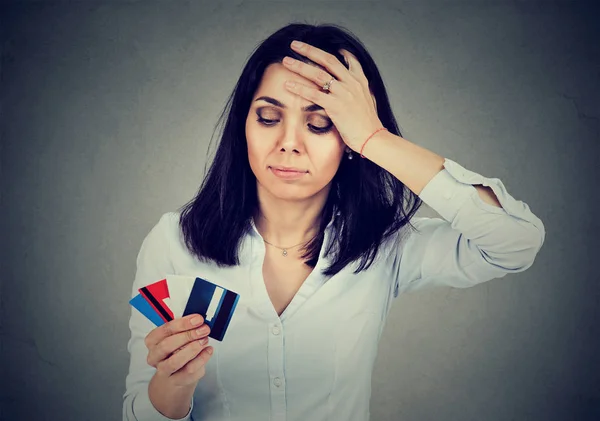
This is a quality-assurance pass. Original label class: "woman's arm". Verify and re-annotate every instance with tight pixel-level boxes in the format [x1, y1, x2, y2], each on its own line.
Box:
[278, 41, 544, 298]
[359, 130, 501, 207]
[366, 133, 545, 297]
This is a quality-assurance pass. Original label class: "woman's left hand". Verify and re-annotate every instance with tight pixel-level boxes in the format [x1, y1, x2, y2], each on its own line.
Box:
[282, 40, 384, 151]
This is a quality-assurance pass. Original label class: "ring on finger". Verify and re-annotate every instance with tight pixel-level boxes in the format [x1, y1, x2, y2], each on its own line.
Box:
[321, 77, 335, 92]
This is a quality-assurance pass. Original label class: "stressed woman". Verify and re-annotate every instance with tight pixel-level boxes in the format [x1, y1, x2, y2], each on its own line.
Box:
[123, 23, 545, 421]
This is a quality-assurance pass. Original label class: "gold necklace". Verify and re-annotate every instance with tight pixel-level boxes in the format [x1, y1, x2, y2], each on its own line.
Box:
[263, 235, 317, 257]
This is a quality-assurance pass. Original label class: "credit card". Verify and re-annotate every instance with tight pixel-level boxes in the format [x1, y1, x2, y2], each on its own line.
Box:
[182, 277, 240, 341]
[129, 293, 165, 326]
[138, 278, 174, 324]
[164, 274, 197, 319]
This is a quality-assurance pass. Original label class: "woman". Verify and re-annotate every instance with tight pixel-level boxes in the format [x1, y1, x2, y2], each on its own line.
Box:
[123, 23, 545, 421]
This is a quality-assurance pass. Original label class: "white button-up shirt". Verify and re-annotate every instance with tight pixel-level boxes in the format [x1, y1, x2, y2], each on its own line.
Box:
[123, 158, 545, 421]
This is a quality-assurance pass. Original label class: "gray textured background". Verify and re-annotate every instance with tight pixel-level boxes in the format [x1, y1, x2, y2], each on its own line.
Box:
[1, 1, 599, 420]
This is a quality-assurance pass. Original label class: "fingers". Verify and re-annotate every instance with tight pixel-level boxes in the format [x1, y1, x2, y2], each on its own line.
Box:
[145, 314, 205, 348]
[282, 57, 336, 91]
[170, 345, 214, 384]
[147, 323, 211, 367]
[290, 40, 349, 82]
[283, 80, 332, 109]
[155, 337, 211, 378]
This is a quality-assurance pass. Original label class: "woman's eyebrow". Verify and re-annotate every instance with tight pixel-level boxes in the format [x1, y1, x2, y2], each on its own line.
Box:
[254, 96, 324, 112]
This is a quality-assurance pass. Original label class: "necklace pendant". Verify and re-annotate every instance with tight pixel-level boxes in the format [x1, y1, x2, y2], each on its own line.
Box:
[282, 249, 288, 257]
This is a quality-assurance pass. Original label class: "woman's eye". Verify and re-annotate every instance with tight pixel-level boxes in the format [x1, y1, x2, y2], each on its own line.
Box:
[256, 116, 333, 134]
[308, 124, 332, 134]
[257, 116, 278, 126]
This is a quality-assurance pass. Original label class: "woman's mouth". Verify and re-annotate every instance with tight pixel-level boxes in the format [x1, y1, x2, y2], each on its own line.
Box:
[269, 166, 308, 180]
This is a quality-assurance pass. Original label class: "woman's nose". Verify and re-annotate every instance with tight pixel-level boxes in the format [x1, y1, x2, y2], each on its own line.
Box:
[277, 123, 304, 153]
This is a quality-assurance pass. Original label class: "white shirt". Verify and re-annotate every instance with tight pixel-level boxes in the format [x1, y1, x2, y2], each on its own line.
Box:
[123, 158, 545, 421]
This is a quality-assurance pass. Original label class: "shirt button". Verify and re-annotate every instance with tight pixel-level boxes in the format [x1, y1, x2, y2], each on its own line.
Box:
[272, 325, 281, 335]
[273, 377, 282, 387]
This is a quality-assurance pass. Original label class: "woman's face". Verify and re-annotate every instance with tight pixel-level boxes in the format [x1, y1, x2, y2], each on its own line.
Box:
[245, 62, 346, 202]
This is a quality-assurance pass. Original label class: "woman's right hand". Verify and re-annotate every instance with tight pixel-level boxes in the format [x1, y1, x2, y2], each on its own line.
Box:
[145, 314, 214, 388]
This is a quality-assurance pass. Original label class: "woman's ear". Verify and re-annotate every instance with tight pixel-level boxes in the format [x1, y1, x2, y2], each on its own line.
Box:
[340, 51, 349, 67]
[370, 89, 377, 111]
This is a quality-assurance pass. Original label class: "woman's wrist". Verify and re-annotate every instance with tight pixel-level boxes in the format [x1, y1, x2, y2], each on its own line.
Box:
[347, 123, 387, 154]
[148, 372, 195, 419]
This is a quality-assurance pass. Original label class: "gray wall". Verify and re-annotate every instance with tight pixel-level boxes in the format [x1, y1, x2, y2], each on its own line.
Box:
[1, 1, 598, 420]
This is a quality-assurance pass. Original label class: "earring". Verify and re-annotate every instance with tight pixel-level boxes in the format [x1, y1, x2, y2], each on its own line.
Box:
[347, 152, 353, 160]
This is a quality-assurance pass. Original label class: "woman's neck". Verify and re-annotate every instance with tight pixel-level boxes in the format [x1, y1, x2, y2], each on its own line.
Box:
[253, 188, 328, 248]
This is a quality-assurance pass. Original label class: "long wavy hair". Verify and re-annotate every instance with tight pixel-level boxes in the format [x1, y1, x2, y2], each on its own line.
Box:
[177, 22, 423, 277]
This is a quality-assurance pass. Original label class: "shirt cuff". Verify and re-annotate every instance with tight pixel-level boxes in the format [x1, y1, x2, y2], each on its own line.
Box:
[132, 386, 193, 421]
[418, 158, 483, 222]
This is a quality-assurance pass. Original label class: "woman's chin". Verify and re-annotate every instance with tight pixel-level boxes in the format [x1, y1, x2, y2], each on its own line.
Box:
[256, 178, 330, 202]
[271, 190, 312, 202]
[263, 185, 318, 202]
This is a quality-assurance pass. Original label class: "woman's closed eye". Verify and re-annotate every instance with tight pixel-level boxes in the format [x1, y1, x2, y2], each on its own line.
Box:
[256, 116, 333, 135]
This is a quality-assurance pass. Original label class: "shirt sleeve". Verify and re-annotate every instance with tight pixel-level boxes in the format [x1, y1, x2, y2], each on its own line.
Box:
[387, 157, 545, 297]
[122, 212, 194, 421]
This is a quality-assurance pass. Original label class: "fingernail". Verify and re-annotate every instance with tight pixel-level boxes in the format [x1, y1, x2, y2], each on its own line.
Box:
[191, 316, 203, 326]
[207, 347, 214, 355]
[283, 56, 295, 65]
[291, 40, 304, 49]
[199, 337, 208, 345]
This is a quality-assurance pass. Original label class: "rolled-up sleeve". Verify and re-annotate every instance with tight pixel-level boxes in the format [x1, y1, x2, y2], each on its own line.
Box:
[123, 212, 194, 421]
[388, 158, 545, 297]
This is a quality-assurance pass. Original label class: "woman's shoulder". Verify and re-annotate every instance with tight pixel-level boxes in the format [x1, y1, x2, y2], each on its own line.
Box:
[142, 210, 195, 268]
[159, 209, 186, 241]
[140, 211, 185, 256]
[149, 210, 181, 236]
[161, 210, 182, 226]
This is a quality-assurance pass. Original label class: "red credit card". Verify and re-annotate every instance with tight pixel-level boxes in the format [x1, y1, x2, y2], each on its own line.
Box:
[138, 278, 174, 323]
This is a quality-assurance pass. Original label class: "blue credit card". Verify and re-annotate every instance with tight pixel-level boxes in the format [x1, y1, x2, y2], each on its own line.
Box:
[182, 277, 240, 342]
[129, 293, 165, 326]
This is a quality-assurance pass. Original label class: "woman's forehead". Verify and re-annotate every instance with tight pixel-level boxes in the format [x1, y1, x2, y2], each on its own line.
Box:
[254, 62, 326, 100]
